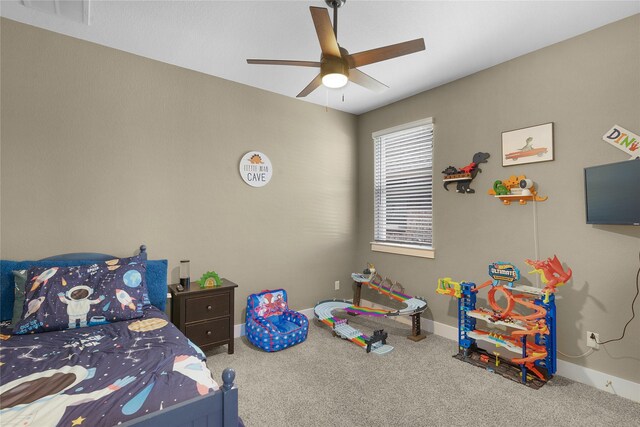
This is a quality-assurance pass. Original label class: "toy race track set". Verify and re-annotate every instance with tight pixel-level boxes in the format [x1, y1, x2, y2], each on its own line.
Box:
[436, 256, 572, 388]
[314, 264, 428, 355]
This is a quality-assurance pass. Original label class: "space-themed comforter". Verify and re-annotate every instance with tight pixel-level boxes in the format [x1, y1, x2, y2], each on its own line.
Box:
[0, 306, 219, 427]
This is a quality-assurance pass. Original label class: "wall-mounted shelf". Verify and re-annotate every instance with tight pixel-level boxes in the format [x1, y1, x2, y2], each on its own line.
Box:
[494, 194, 548, 205]
[488, 174, 547, 205]
[443, 174, 472, 182]
[442, 153, 490, 194]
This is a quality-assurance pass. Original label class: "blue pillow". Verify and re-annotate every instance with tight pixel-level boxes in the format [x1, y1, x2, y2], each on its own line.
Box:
[1, 259, 100, 322]
[13, 262, 147, 334]
[11, 270, 28, 325]
[1, 260, 20, 321]
[1, 258, 168, 321]
[146, 260, 168, 312]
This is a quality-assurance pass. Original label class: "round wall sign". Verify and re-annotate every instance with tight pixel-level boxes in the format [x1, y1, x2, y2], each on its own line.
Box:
[239, 151, 272, 187]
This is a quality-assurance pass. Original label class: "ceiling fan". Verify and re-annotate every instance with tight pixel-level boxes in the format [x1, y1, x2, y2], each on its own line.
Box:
[246, 0, 426, 98]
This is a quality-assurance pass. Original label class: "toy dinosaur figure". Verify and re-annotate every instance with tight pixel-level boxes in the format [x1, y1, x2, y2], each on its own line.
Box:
[199, 271, 222, 288]
[525, 256, 572, 292]
[493, 180, 509, 195]
[443, 152, 490, 194]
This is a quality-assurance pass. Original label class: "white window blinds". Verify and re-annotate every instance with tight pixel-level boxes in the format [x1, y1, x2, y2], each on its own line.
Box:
[374, 119, 433, 248]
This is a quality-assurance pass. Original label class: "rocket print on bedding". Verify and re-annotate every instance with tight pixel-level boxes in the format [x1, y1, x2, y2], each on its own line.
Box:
[0, 307, 218, 427]
[12, 262, 146, 334]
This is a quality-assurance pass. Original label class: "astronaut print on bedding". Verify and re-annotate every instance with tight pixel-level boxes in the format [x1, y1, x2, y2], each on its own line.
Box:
[13, 262, 146, 334]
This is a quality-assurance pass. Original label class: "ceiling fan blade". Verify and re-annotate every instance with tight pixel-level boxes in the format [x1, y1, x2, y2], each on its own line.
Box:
[348, 38, 425, 68]
[310, 6, 341, 58]
[349, 68, 388, 93]
[247, 59, 321, 68]
[296, 74, 323, 98]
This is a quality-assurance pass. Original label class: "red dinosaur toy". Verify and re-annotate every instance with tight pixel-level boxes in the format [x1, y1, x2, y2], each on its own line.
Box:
[525, 256, 572, 292]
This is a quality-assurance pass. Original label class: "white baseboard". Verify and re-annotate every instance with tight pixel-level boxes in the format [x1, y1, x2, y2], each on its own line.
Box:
[298, 307, 316, 320]
[233, 322, 245, 339]
[556, 359, 639, 402]
[234, 302, 639, 402]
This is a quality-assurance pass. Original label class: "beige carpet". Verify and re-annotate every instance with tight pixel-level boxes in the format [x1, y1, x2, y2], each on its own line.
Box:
[206, 313, 639, 427]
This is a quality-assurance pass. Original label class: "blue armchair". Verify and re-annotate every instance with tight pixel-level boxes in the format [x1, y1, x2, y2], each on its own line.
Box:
[245, 289, 308, 352]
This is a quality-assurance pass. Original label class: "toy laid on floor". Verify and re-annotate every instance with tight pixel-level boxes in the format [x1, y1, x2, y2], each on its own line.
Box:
[245, 289, 308, 352]
[436, 256, 571, 388]
[314, 299, 393, 355]
[314, 264, 428, 354]
[351, 264, 428, 341]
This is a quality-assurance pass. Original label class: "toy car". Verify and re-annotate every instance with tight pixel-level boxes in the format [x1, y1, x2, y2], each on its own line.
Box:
[505, 147, 548, 161]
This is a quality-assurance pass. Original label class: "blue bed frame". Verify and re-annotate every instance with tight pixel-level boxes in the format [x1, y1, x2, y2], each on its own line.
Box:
[39, 245, 240, 427]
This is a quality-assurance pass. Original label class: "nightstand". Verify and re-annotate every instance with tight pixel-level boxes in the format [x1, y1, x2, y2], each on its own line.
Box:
[169, 279, 238, 354]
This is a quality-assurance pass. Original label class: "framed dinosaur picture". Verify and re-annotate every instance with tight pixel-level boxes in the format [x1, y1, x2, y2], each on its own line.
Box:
[502, 122, 554, 166]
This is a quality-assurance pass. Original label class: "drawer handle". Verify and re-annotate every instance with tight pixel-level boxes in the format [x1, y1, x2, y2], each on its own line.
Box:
[206, 331, 212, 336]
[207, 305, 213, 310]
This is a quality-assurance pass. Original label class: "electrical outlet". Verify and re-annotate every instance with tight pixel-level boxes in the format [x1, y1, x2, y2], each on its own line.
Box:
[334, 280, 340, 291]
[587, 331, 600, 349]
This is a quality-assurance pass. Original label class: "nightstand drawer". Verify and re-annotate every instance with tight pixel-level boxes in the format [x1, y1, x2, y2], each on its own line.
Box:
[186, 318, 230, 347]
[185, 293, 230, 323]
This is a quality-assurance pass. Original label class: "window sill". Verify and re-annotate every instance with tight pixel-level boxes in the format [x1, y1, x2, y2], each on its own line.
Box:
[370, 242, 435, 259]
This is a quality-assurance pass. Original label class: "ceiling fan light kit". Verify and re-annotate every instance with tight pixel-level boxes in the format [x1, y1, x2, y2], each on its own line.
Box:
[321, 55, 349, 88]
[322, 73, 348, 89]
[246, 0, 425, 98]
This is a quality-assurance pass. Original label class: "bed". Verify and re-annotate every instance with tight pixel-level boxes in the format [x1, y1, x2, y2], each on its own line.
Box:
[0, 245, 240, 427]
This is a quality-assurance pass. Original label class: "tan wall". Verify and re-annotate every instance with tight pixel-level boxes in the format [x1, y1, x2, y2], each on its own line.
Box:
[356, 15, 640, 382]
[0, 18, 358, 320]
[2, 15, 639, 383]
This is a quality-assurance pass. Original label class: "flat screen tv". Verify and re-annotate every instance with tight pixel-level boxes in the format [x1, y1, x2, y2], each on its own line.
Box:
[584, 159, 640, 225]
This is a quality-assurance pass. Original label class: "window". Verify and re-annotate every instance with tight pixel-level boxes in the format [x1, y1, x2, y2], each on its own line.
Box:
[372, 118, 434, 258]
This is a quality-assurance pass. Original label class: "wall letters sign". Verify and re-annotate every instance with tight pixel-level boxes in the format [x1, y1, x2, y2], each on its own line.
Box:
[602, 125, 640, 159]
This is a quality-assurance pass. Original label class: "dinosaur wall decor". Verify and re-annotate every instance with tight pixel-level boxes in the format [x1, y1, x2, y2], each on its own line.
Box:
[442, 152, 490, 194]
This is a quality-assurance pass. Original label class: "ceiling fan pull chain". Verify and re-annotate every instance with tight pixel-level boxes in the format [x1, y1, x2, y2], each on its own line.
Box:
[325, 88, 329, 112]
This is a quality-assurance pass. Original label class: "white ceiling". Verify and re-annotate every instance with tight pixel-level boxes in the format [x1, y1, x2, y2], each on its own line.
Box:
[2, 1, 638, 115]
